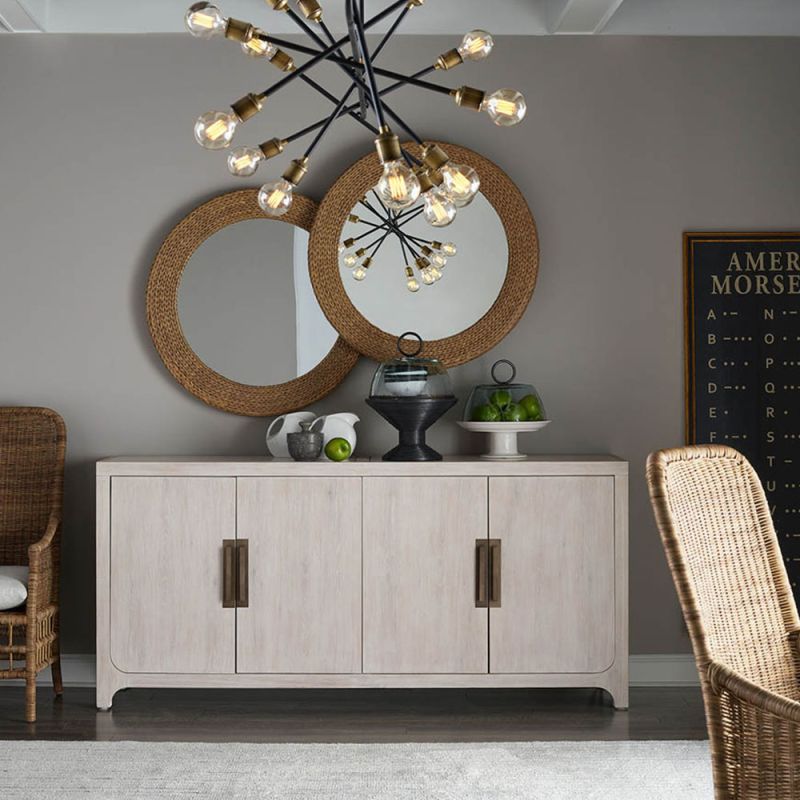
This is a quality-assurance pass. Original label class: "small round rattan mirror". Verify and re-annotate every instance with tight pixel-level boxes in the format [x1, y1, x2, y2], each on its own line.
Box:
[147, 189, 359, 416]
[308, 142, 538, 367]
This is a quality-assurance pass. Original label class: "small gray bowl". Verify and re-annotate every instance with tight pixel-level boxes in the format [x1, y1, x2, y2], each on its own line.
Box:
[287, 422, 323, 461]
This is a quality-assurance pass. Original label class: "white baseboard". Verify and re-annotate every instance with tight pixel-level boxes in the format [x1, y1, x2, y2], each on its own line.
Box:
[3, 654, 699, 690]
[630, 654, 698, 686]
[3, 654, 96, 688]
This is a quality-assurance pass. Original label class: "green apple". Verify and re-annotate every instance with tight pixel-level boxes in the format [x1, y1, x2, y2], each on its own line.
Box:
[519, 394, 543, 421]
[502, 403, 528, 422]
[472, 403, 501, 422]
[325, 437, 352, 462]
[489, 389, 513, 410]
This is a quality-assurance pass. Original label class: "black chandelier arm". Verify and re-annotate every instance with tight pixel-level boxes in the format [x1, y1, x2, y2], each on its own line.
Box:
[282, 5, 368, 99]
[350, 1, 387, 130]
[280, 61, 439, 145]
[372, 4, 411, 61]
[303, 84, 359, 158]
[398, 232, 411, 267]
[294, 73, 380, 138]
[258, 0, 410, 99]
[369, 65, 452, 96]
[344, 0, 369, 117]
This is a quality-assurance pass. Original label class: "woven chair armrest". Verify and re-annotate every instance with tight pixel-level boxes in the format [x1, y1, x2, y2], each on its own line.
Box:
[708, 660, 800, 723]
[28, 514, 59, 561]
[26, 514, 60, 610]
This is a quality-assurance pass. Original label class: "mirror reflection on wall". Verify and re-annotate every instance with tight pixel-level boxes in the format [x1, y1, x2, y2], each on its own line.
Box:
[338, 192, 508, 341]
[178, 219, 337, 386]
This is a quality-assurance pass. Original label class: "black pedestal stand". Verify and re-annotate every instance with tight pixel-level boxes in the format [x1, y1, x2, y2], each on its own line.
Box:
[366, 397, 457, 461]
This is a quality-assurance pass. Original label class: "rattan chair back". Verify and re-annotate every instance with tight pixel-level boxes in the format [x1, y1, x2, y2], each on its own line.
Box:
[0, 408, 65, 566]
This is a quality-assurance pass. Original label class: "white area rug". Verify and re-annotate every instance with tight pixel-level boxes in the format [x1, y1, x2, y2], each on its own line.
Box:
[0, 740, 712, 799]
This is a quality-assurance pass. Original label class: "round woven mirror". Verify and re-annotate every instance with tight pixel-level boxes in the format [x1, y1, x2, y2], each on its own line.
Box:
[308, 142, 539, 367]
[147, 189, 359, 416]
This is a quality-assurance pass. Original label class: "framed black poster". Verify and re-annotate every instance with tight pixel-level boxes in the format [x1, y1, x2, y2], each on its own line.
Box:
[685, 232, 800, 592]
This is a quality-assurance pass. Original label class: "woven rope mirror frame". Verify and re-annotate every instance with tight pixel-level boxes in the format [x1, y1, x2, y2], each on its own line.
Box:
[147, 189, 359, 417]
[308, 142, 539, 367]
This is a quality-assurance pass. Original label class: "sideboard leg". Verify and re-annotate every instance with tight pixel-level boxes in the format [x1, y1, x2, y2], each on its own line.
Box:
[605, 669, 630, 710]
[96, 662, 120, 711]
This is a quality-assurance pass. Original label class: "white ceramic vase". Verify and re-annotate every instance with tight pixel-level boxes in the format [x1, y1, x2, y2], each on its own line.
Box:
[266, 411, 317, 458]
[310, 413, 360, 460]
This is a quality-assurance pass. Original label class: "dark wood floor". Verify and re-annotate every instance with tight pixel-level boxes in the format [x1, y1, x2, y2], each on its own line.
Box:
[0, 686, 707, 742]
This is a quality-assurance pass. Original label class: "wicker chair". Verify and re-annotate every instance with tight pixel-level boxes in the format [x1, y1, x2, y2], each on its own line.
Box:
[647, 445, 800, 799]
[0, 408, 66, 722]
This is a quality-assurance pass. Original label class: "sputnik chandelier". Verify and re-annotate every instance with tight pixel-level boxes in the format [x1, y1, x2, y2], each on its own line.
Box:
[186, 0, 526, 285]
[341, 192, 458, 291]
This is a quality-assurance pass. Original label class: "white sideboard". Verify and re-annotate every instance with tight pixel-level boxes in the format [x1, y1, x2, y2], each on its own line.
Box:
[96, 456, 629, 709]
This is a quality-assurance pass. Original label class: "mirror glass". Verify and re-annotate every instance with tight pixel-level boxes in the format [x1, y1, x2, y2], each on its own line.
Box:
[338, 192, 508, 341]
[178, 219, 337, 386]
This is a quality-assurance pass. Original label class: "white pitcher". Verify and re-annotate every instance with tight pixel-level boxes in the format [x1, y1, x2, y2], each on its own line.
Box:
[266, 411, 316, 458]
[310, 413, 360, 460]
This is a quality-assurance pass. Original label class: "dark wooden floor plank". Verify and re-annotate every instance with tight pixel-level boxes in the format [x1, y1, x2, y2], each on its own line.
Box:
[0, 686, 707, 742]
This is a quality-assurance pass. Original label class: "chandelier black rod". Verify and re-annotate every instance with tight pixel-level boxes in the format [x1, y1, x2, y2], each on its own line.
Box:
[283, 5, 371, 100]
[266, 56, 435, 138]
[344, 0, 368, 115]
[289, 73, 422, 163]
[303, 84, 359, 157]
[353, 206, 425, 238]
[259, 0, 409, 99]
[350, 0, 387, 130]
[295, 74, 378, 137]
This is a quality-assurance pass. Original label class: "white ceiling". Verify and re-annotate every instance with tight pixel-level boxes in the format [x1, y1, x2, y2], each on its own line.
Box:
[2, 0, 799, 35]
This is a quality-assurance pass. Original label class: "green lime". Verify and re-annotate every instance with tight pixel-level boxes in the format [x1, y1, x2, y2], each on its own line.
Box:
[325, 437, 352, 462]
[472, 404, 501, 422]
[519, 394, 543, 421]
[502, 403, 528, 422]
[490, 389, 512, 409]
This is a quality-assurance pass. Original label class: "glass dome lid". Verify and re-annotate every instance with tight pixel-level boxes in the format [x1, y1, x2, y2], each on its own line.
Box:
[369, 332, 454, 399]
[463, 359, 547, 422]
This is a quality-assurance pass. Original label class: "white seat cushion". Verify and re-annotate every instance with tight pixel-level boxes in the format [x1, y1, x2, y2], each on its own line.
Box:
[0, 566, 28, 611]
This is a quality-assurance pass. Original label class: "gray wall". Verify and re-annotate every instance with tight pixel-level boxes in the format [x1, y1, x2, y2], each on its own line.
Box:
[1, 33, 799, 655]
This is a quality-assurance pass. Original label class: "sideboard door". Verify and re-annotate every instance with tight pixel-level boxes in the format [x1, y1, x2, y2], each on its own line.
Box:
[236, 477, 362, 674]
[110, 477, 236, 674]
[488, 476, 616, 674]
[363, 476, 489, 674]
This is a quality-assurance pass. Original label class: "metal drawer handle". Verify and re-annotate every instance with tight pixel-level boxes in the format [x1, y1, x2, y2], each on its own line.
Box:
[222, 540, 236, 608]
[489, 539, 501, 608]
[237, 539, 249, 609]
[475, 540, 489, 608]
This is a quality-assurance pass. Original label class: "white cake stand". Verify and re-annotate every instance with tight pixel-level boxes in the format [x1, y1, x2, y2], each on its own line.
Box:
[458, 420, 551, 460]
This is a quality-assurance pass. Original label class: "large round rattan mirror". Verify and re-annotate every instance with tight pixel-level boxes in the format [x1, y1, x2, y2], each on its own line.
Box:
[308, 142, 538, 367]
[147, 189, 359, 416]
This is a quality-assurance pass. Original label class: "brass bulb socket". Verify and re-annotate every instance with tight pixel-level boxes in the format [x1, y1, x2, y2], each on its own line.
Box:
[421, 143, 450, 172]
[421, 246, 434, 258]
[282, 157, 308, 186]
[430, 241, 443, 250]
[270, 49, 295, 72]
[297, 0, 323, 21]
[347, 214, 360, 223]
[374, 130, 402, 164]
[355, 248, 367, 258]
[265, 0, 289, 10]
[435, 48, 463, 71]
[231, 93, 264, 122]
[342, 237, 356, 248]
[415, 167, 435, 194]
[224, 18, 254, 42]
[361, 257, 373, 270]
[258, 138, 286, 160]
[451, 85, 486, 111]
[415, 256, 431, 271]
[405, 266, 415, 278]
